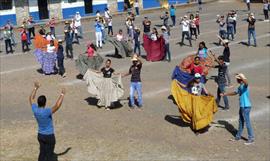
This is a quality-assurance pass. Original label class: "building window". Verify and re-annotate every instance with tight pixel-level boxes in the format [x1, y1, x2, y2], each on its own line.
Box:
[68, 0, 77, 3]
[0, 0, 13, 10]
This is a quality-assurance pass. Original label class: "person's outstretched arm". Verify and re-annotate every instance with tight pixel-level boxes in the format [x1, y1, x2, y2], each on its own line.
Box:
[52, 88, 66, 114]
[29, 82, 40, 106]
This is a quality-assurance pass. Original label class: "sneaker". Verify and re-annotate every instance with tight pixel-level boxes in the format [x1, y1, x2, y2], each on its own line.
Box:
[244, 139, 254, 145]
[62, 73, 67, 78]
[105, 107, 110, 111]
[223, 107, 230, 111]
[229, 137, 240, 142]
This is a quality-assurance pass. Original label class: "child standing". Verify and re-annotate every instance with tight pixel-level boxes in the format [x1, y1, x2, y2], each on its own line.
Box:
[57, 40, 66, 77]
[21, 28, 30, 52]
[107, 17, 113, 36]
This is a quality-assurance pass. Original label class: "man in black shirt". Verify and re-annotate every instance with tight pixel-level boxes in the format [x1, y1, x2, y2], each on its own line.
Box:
[222, 39, 231, 86]
[123, 54, 143, 109]
[142, 17, 151, 35]
[207, 54, 230, 110]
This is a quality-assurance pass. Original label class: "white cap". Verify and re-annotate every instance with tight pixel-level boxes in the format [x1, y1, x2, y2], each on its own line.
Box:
[184, 15, 188, 18]
[161, 26, 167, 30]
[194, 73, 201, 78]
[76, 11, 79, 14]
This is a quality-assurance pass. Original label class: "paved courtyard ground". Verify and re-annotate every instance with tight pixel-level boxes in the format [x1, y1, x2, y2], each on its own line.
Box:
[0, 0, 270, 160]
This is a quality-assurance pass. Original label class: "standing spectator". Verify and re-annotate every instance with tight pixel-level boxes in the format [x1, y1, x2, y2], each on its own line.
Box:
[5, 20, 16, 46]
[263, 0, 269, 21]
[70, 19, 79, 44]
[180, 15, 192, 47]
[3, 26, 13, 54]
[170, 5, 176, 27]
[0, 27, 3, 53]
[133, 27, 141, 56]
[123, 54, 143, 109]
[104, 8, 111, 20]
[28, 16, 35, 38]
[221, 73, 254, 145]
[20, 28, 30, 53]
[107, 17, 113, 36]
[206, 55, 230, 110]
[126, 17, 134, 40]
[226, 12, 235, 41]
[96, 10, 101, 18]
[100, 18, 106, 44]
[189, 14, 197, 40]
[216, 15, 227, 45]
[160, 11, 169, 29]
[48, 17, 56, 37]
[220, 39, 231, 87]
[198, 0, 202, 11]
[74, 12, 83, 38]
[57, 40, 66, 78]
[197, 41, 208, 59]
[65, 29, 74, 59]
[134, 0, 140, 16]
[246, 0, 250, 11]
[231, 11, 237, 34]
[161, 26, 171, 62]
[195, 12, 200, 35]
[142, 17, 151, 35]
[95, 18, 103, 49]
[247, 13, 257, 47]
[29, 82, 66, 161]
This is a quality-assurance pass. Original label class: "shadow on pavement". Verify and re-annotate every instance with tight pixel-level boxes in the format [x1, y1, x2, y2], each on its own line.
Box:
[165, 115, 190, 127]
[84, 97, 123, 109]
[216, 120, 248, 141]
[52, 147, 72, 161]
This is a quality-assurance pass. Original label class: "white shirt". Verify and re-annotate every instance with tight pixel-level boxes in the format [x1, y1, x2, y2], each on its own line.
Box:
[108, 19, 112, 26]
[105, 11, 110, 19]
[181, 20, 190, 31]
[246, 0, 250, 3]
[116, 34, 123, 41]
[134, 2, 139, 8]
[47, 44, 55, 53]
[46, 34, 55, 41]
[74, 15, 81, 27]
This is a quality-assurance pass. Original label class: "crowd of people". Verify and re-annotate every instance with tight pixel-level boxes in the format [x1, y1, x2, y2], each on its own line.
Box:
[1, 1, 268, 160]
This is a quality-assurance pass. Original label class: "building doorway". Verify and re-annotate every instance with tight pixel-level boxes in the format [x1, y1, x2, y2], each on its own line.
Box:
[38, 0, 49, 19]
[84, 0, 93, 14]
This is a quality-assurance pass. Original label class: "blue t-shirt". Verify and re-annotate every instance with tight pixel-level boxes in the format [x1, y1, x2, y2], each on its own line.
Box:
[32, 104, 54, 135]
[235, 84, 252, 108]
[95, 22, 102, 32]
[170, 8, 175, 16]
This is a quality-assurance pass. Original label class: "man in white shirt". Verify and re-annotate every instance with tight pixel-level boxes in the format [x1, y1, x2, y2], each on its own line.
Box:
[134, 0, 140, 16]
[74, 12, 83, 38]
[180, 15, 192, 47]
[246, 0, 250, 11]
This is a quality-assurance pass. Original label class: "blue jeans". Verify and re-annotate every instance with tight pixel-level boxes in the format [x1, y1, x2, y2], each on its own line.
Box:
[171, 16, 176, 26]
[135, 7, 139, 15]
[130, 82, 143, 107]
[164, 43, 171, 61]
[248, 29, 257, 46]
[236, 107, 254, 140]
[216, 83, 229, 108]
[227, 26, 234, 40]
[134, 42, 141, 55]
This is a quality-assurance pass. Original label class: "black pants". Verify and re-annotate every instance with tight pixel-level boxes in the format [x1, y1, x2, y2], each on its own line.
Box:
[57, 58, 65, 75]
[22, 40, 29, 52]
[264, 9, 269, 20]
[38, 133, 55, 161]
[108, 26, 113, 35]
[247, 3, 250, 11]
[196, 25, 200, 35]
[171, 16, 176, 26]
[181, 31, 192, 46]
[28, 27, 35, 38]
[5, 39, 13, 54]
[66, 44, 73, 58]
[190, 28, 197, 39]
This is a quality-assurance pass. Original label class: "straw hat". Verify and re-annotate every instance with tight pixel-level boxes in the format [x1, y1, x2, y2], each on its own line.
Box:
[131, 54, 139, 61]
[235, 73, 247, 80]
[223, 39, 229, 44]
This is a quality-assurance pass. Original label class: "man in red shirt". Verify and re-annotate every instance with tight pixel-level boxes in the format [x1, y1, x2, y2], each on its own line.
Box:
[21, 28, 30, 52]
